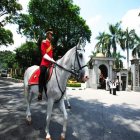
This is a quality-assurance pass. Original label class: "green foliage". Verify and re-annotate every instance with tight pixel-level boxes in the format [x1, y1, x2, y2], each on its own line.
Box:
[114, 52, 125, 69]
[15, 41, 41, 69]
[95, 22, 122, 58]
[0, 42, 40, 77]
[95, 32, 111, 57]
[119, 28, 136, 69]
[0, 27, 14, 46]
[0, 51, 16, 69]
[132, 33, 140, 58]
[67, 83, 81, 87]
[0, 0, 22, 46]
[93, 22, 138, 70]
[0, 0, 22, 26]
[14, 0, 91, 60]
[12, 74, 23, 80]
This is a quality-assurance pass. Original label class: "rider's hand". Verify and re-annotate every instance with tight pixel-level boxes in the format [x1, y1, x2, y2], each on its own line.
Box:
[43, 54, 55, 63]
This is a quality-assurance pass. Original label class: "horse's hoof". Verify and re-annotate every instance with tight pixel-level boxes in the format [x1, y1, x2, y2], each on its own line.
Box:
[46, 135, 52, 140]
[60, 135, 65, 140]
[60, 134, 65, 140]
[46, 137, 51, 140]
[26, 117, 32, 125]
[26, 120, 32, 125]
[68, 105, 71, 109]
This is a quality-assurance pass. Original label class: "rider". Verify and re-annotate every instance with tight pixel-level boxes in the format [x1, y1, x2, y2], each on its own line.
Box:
[38, 28, 55, 101]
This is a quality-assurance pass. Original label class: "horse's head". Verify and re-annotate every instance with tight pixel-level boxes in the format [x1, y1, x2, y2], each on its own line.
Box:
[72, 39, 89, 82]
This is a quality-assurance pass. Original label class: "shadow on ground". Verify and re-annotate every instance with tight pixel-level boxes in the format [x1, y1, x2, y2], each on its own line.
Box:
[0, 85, 140, 140]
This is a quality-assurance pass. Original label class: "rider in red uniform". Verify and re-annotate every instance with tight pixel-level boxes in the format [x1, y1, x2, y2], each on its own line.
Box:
[38, 29, 55, 101]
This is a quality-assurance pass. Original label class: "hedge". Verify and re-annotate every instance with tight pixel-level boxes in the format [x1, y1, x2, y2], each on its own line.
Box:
[67, 83, 81, 87]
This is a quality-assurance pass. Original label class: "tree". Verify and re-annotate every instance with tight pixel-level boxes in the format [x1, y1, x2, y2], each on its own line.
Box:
[0, 27, 14, 46]
[95, 23, 122, 58]
[108, 23, 121, 57]
[118, 28, 135, 90]
[119, 28, 135, 68]
[94, 23, 125, 66]
[114, 52, 125, 69]
[95, 32, 112, 57]
[0, 0, 22, 46]
[15, 42, 40, 70]
[0, 51, 16, 69]
[14, 0, 91, 59]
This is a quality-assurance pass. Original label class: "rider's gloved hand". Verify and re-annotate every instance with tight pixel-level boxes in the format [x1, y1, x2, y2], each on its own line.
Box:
[43, 54, 55, 63]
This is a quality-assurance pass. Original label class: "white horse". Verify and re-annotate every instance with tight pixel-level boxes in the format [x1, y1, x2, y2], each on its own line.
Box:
[24, 41, 89, 140]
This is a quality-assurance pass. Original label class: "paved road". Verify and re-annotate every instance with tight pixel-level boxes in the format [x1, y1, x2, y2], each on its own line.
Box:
[0, 79, 140, 140]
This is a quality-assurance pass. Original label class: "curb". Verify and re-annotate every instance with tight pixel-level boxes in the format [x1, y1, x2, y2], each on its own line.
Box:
[0, 77, 23, 83]
[67, 87, 86, 90]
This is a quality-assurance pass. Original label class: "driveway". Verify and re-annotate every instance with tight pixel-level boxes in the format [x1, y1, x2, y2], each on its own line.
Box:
[0, 79, 140, 140]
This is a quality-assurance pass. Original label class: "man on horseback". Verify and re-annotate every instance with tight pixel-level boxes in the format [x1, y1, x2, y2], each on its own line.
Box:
[38, 28, 55, 101]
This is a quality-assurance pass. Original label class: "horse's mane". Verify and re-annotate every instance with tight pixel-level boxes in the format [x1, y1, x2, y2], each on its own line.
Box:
[56, 46, 76, 66]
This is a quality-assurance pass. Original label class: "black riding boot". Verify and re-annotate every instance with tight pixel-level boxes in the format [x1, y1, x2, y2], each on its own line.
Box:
[38, 66, 47, 101]
[38, 93, 42, 101]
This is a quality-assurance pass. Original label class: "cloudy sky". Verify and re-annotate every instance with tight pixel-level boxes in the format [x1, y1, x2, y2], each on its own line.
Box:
[2, 0, 140, 67]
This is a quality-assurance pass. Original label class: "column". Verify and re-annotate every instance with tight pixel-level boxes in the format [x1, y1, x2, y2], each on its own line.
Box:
[131, 59, 140, 91]
[109, 60, 113, 80]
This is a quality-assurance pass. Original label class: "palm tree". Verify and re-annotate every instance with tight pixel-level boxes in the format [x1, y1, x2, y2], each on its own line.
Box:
[113, 52, 126, 69]
[108, 23, 122, 57]
[119, 28, 135, 68]
[95, 23, 122, 57]
[119, 28, 135, 90]
[95, 32, 107, 54]
[95, 32, 112, 57]
[95, 23, 126, 62]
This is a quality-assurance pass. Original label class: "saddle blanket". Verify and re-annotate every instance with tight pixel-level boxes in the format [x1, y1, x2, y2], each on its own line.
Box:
[28, 68, 40, 85]
[28, 65, 54, 85]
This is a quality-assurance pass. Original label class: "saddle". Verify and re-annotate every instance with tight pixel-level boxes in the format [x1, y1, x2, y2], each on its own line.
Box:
[28, 65, 54, 86]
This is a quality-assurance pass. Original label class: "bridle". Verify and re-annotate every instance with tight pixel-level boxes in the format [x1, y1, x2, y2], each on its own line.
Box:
[54, 46, 87, 78]
[72, 46, 88, 80]
[54, 46, 88, 102]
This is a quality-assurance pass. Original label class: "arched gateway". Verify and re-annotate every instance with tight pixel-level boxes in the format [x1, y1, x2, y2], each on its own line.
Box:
[87, 53, 115, 89]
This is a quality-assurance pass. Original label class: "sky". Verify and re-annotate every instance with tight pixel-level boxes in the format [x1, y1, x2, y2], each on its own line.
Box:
[2, 0, 140, 67]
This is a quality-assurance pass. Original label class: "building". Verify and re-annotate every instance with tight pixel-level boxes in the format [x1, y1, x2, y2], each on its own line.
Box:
[87, 53, 129, 91]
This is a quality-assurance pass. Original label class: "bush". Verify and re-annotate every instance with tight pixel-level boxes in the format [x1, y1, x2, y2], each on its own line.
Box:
[12, 74, 23, 80]
[67, 83, 81, 87]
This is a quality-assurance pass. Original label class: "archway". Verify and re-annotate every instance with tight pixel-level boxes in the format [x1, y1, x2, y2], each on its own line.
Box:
[98, 65, 108, 89]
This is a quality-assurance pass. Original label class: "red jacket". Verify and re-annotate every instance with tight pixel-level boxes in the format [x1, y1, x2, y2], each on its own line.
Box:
[40, 39, 53, 67]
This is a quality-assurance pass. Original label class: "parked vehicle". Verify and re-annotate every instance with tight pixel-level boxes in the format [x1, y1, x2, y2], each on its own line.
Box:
[1, 70, 8, 77]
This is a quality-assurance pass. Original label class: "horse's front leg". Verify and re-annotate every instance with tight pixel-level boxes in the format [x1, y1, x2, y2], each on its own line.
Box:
[45, 99, 54, 140]
[59, 98, 68, 140]
[65, 93, 71, 109]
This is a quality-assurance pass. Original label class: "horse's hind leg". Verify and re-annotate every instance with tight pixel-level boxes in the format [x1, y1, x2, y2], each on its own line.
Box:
[59, 99, 68, 140]
[45, 99, 54, 140]
[24, 86, 32, 124]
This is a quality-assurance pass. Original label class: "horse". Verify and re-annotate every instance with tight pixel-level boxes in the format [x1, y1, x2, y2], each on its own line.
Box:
[24, 40, 89, 140]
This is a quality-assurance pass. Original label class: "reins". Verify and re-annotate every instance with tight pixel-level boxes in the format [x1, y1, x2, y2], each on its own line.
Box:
[54, 62, 78, 77]
[53, 46, 87, 103]
[54, 65, 66, 103]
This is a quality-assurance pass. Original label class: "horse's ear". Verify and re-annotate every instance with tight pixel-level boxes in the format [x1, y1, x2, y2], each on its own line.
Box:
[77, 37, 82, 49]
